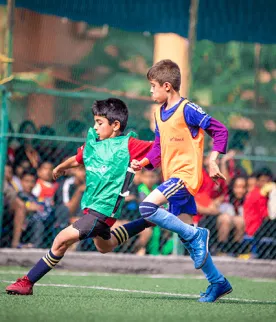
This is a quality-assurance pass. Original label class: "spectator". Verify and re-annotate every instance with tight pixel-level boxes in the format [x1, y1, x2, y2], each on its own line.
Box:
[250, 179, 276, 259]
[36, 126, 60, 165]
[14, 120, 40, 169]
[18, 169, 54, 248]
[12, 159, 32, 192]
[220, 130, 251, 184]
[247, 174, 257, 193]
[7, 121, 15, 164]
[243, 167, 273, 237]
[3, 163, 27, 248]
[32, 161, 58, 202]
[54, 167, 86, 230]
[216, 176, 247, 254]
[193, 155, 227, 227]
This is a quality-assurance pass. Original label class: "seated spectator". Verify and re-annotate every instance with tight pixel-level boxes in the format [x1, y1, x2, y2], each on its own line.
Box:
[36, 126, 59, 165]
[14, 120, 40, 169]
[220, 130, 251, 184]
[18, 169, 54, 248]
[12, 159, 32, 192]
[194, 155, 227, 228]
[243, 167, 273, 237]
[54, 167, 86, 230]
[252, 179, 276, 259]
[216, 176, 247, 254]
[32, 161, 58, 203]
[3, 163, 27, 248]
[7, 121, 15, 164]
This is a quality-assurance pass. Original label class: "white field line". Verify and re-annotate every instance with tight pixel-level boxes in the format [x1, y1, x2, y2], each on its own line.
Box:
[0, 270, 205, 279]
[0, 270, 275, 282]
[1, 280, 275, 304]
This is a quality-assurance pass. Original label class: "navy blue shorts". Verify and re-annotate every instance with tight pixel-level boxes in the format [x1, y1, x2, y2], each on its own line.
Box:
[157, 178, 197, 216]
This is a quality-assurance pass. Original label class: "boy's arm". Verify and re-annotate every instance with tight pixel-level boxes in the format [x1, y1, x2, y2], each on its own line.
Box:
[53, 144, 85, 180]
[131, 124, 161, 171]
[204, 118, 228, 183]
[53, 155, 80, 180]
[184, 104, 228, 183]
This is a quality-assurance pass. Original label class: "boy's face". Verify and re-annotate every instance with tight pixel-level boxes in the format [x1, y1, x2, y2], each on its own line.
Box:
[94, 116, 120, 140]
[38, 162, 53, 182]
[257, 175, 272, 189]
[21, 174, 36, 194]
[149, 80, 171, 104]
[15, 160, 31, 177]
[247, 177, 256, 192]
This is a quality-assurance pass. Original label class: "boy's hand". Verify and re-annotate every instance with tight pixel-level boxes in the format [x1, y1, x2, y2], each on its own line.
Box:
[209, 160, 226, 185]
[131, 159, 142, 171]
[53, 166, 66, 180]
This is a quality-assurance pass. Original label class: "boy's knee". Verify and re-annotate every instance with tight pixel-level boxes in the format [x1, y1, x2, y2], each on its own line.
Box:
[139, 202, 159, 218]
[54, 232, 72, 252]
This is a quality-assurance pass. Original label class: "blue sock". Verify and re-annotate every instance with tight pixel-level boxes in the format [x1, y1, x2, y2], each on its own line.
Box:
[146, 207, 197, 241]
[111, 218, 150, 245]
[201, 253, 225, 284]
[27, 250, 63, 283]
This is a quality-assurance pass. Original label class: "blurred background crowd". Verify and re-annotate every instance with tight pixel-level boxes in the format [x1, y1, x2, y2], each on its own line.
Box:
[3, 118, 276, 259]
[1, 5, 276, 259]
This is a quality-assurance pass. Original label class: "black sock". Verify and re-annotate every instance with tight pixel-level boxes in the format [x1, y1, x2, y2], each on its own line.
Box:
[111, 218, 150, 245]
[27, 250, 63, 283]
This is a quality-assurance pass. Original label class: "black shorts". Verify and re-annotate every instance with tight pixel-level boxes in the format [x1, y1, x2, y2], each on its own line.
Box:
[73, 209, 114, 241]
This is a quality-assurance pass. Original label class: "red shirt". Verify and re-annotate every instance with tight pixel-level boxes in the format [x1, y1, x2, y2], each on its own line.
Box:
[243, 186, 268, 236]
[198, 168, 228, 199]
[76, 137, 153, 165]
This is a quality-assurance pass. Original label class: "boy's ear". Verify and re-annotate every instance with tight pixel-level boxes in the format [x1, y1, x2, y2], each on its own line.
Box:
[113, 120, 121, 132]
[163, 82, 172, 92]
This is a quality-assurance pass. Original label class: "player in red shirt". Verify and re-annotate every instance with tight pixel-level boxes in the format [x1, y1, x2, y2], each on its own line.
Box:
[6, 98, 154, 296]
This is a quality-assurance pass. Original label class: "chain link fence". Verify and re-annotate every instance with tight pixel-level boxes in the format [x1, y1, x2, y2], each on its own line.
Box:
[1, 6, 276, 259]
[1, 90, 276, 259]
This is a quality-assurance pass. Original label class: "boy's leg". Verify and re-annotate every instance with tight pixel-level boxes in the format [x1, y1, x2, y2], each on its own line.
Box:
[178, 213, 232, 302]
[139, 178, 209, 269]
[94, 218, 154, 253]
[6, 225, 79, 295]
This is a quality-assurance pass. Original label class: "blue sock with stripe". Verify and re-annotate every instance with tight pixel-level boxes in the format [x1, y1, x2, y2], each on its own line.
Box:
[140, 202, 197, 241]
[27, 250, 63, 283]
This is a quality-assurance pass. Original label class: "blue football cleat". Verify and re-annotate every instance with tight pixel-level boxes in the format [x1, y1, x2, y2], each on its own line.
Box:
[189, 227, 209, 269]
[198, 278, 233, 302]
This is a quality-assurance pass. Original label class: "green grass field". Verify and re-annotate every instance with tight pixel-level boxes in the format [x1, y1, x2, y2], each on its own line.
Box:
[0, 266, 275, 322]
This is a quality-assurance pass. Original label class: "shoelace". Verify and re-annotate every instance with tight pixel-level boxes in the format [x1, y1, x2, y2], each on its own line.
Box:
[15, 277, 30, 287]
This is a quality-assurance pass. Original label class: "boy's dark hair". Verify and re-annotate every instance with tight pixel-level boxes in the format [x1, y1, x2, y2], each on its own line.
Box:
[92, 98, 128, 132]
[21, 168, 37, 180]
[37, 161, 53, 170]
[255, 167, 273, 180]
[228, 175, 247, 203]
[147, 59, 181, 91]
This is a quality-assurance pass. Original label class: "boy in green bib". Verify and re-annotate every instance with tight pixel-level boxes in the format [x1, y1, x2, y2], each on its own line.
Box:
[6, 98, 154, 295]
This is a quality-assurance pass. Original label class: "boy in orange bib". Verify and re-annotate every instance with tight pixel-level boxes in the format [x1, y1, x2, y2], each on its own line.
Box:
[132, 60, 232, 302]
